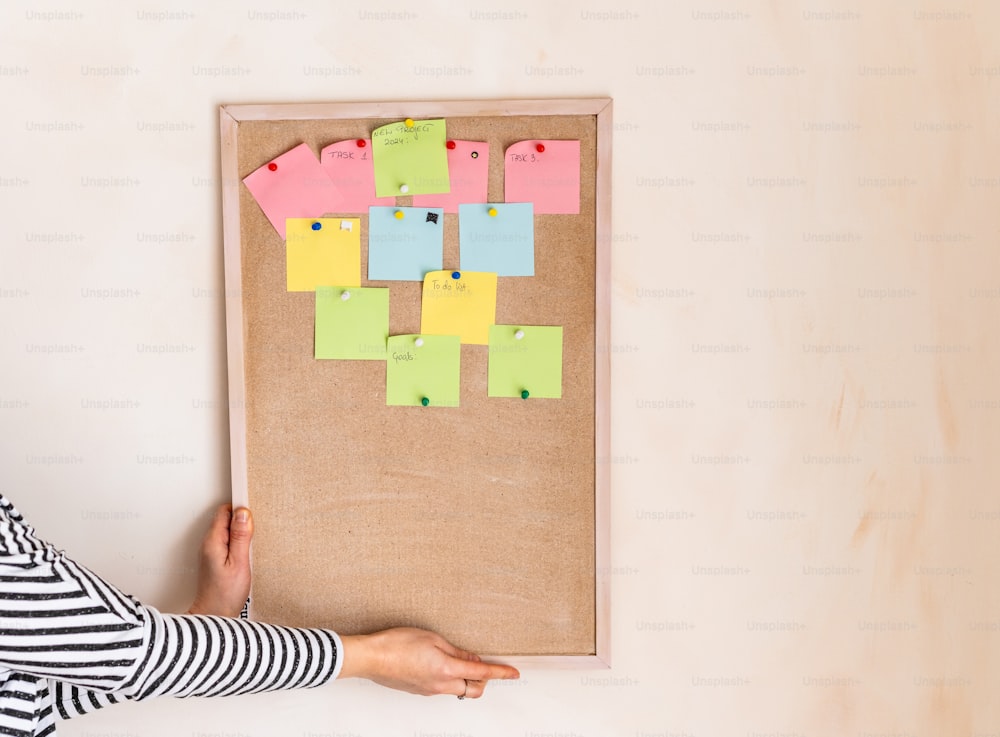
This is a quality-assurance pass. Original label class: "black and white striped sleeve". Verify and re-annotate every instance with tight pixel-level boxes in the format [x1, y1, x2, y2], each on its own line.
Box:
[53, 611, 343, 719]
[0, 496, 342, 736]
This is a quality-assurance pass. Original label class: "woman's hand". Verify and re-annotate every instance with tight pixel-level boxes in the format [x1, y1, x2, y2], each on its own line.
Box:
[339, 627, 520, 699]
[183, 508, 519, 698]
[187, 504, 254, 618]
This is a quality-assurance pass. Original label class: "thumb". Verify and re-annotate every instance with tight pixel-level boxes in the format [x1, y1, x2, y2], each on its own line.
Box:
[228, 507, 254, 565]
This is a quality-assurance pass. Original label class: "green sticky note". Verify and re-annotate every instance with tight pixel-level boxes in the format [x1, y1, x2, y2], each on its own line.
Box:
[488, 325, 563, 399]
[386, 335, 460, 407]
[315, 286, 389, 360]
[371, 118, 450, 197]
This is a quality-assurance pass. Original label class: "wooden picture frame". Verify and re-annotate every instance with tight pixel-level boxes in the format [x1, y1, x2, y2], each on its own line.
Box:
[219, 98, 611, 668]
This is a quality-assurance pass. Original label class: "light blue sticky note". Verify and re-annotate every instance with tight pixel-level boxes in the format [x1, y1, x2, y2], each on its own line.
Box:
[368, 206, 444, 281]
[458, 203, 534, 276]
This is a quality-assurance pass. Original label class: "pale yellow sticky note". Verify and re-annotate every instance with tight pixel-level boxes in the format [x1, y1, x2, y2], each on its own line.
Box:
[420, 270, 497, 345]
[286, 218, 361, 291]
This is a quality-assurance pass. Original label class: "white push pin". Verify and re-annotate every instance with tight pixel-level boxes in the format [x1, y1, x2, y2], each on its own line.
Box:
[399, 184, 409, 193]
[340, 220, 353, 231]
[341, 290, 351, 301]
[514, 329, 525, 340]
[415, 337, 424, 347]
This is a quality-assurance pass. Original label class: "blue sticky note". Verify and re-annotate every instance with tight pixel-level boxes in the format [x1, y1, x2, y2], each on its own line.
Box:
[458, 203, 534, 276]
[368, 206, 444, 281]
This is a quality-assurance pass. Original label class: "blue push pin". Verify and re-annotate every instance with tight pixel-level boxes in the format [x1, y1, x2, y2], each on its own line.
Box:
[451, 271, 461, 280]
[311, 221, 322, 231]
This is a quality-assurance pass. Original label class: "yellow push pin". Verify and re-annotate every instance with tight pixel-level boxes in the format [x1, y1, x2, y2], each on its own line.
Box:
[404, 118, 415, 128]
[488, 207, 498, 217]
[394, 210, 405, 220]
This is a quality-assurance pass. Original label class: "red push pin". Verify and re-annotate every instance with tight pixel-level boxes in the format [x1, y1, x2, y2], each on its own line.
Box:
[356, 139, 366, 148]
[535, 143, 545, 153]
[446, 140, 456, 150]
[267, 162, 278, 171]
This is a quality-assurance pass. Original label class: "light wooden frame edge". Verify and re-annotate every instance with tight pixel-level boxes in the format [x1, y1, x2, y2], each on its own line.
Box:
[219, 98, 612, 670]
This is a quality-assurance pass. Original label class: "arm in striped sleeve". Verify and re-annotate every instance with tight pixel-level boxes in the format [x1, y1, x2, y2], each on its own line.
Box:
[0, 495, 147, 734]
[0, 497, 341, 727]
[0, 500, 148, 693]
[128, 611, 342, 699]
[54, 609, 343, 719]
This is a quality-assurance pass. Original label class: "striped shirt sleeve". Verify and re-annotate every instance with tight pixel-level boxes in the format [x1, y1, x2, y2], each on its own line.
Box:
[0, 496, 342, 736]
[53, 611, 343, 720]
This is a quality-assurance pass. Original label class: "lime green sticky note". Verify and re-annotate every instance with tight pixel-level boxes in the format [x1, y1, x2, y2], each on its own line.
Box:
[315, 286, 389, 360]
[287, 218, 361, 291]
[386, 335, 460, 407]
[371, 118, 450, 197]
[488, 325, 563, 399]
[420, 270, 497, 345]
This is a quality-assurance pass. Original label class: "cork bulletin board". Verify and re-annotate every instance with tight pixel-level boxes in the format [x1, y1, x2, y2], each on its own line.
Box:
[219, 99, 611, 668]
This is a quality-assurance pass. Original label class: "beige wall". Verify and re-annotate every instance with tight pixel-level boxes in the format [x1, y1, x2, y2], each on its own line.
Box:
[1, 1, 997, 735]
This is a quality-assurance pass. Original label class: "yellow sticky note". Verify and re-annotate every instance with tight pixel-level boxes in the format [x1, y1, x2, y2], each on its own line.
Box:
[420, 270, 497, 345]
[286, 218, 361, 292]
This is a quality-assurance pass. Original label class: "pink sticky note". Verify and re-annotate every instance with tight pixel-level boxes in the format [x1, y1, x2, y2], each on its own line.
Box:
[320, 140, 395, 214]
[243, 143, 342, 239]
[412, 141, 490, 213]
[504, 140, 580, 215]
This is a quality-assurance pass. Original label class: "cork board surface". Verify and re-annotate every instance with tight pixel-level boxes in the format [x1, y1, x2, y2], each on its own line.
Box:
[228, 106, 600, 656]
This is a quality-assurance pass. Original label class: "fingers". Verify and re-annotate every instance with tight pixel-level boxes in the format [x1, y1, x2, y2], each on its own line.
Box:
[456, 659, 520, 683]
[429, 634, 460, 658]
[227, 507, 254, 566]
[434, 637, 477, 662]
[202, 504, 233, 556]
[457, 678, 487, 699]
[200, 504, 253, 570]
[446, 647, 518, 699]
[429, 631, 484, 666]
[187, 504, 255, 619]
[451, 647, 481, 664]
[433, 634, 518, 694]
[353, 627, 518, 699]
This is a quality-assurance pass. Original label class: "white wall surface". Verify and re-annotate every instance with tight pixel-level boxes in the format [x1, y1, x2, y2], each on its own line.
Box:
[1, 1, 998, 735]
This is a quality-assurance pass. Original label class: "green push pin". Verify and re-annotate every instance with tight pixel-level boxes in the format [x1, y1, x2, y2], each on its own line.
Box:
[520, 390, 530, 400]
[421, 397, 430, 406]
